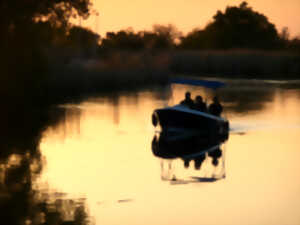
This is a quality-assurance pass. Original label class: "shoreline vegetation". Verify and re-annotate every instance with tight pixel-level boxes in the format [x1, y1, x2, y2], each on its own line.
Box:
[31, 49, 300, 109]
[170, 49, 300, 78]
[1, 1, 300, 109]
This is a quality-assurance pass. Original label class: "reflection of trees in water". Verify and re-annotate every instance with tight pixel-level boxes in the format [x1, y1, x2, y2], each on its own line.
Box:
[282, 84, 300, 90]
[152, 80, 299, 115]
[46, 106, 82, 140]
[277, 83, 300, 98]
[0, 106, 88, 225]
[213, 84, 275, 114]
[222, 83, 300, 114]
[205, 80, 300, 115]
[85, 88, 172, 126]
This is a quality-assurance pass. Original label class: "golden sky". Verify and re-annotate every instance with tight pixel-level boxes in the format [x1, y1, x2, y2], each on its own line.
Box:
[82, 0, 300, 38]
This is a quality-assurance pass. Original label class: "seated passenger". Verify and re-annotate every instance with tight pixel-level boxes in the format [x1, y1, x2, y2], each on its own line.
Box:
[208, 96, 223, 116]
[180, 91, 195, 108]
[194, 95, 207, 112]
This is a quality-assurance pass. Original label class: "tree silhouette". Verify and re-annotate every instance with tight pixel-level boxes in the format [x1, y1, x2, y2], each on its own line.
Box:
[100, 25, 180, 51]
[0, 0, 95, 105]
[180, 1, 280, 49]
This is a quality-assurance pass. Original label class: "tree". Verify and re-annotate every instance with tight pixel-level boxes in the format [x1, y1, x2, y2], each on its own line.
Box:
[68, 26, 100, 48]
[180, 1, 280, 49]
[1, 0, 91, 28]
[1, 0, 92, 47]
[100, 30, 145, 50]
[0, 0, 94, 105]
[99, 24, 180, 51]
[152, 24, 182, 46]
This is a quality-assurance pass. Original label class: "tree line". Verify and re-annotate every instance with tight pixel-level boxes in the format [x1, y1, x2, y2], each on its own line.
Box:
[1, 1, 299, 67]
[98, 2, 300, 52]
[1, 1, 299, 60]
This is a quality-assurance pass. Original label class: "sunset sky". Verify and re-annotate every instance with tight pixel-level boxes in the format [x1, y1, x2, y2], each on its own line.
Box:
[81, 0, 300, 38]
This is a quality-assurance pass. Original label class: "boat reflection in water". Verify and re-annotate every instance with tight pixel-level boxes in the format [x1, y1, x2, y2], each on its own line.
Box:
[152, 130, 229, 184]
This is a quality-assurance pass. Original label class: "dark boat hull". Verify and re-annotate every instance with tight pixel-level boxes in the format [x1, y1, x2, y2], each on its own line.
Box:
[152, 105, 229, 140]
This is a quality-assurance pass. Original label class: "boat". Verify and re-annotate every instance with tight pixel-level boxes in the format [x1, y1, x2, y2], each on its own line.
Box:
[152, 104, 229, 140]
[151, 78, 229, 140]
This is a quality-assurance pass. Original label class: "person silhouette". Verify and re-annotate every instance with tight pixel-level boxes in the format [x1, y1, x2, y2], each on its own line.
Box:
[194, 95, 207, 112]
[208, 96, 223, 116]
[180, 92, 195, 108]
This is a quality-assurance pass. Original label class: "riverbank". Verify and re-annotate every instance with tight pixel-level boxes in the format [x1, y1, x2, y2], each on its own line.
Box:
[169, 49, 300, 79]
[1, 49, 299, 109]
[47, 49, 300, 102]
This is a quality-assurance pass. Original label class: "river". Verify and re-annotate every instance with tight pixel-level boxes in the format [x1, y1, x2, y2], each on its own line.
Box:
[2, 78, 300, 225]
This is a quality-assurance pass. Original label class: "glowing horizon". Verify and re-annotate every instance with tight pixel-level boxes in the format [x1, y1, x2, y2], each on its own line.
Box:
[80, 0, 300, 38]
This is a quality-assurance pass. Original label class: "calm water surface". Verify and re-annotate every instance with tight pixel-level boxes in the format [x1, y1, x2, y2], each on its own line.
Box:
[35, 80, 300, 225]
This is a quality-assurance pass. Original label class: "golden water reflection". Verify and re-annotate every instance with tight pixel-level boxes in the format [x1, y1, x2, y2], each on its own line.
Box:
[38, 83, 300, 225]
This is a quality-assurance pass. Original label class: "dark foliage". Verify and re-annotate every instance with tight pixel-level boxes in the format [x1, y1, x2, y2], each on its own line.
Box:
[0, 0, 100, 106]
[99, 24, 181, 52]
[180, 2, 280, 49]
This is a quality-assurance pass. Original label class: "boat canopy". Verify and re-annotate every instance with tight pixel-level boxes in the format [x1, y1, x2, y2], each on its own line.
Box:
[170, 78, 225, 89]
